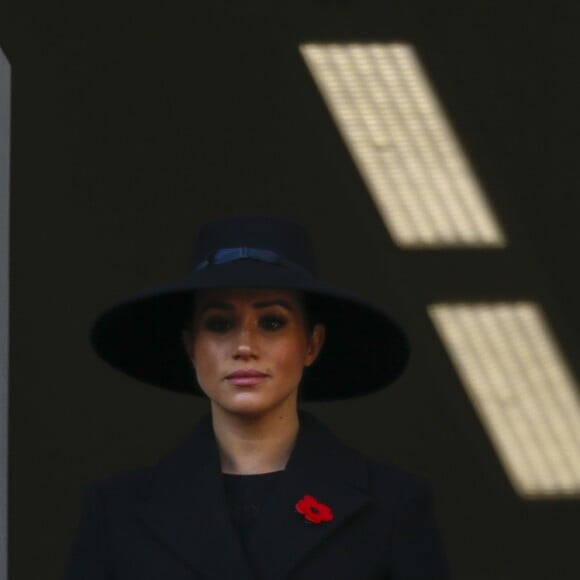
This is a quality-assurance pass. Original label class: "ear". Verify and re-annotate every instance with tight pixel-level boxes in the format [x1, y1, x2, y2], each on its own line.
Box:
[181, 329, 195, 365]
[305, 323, 326, 367]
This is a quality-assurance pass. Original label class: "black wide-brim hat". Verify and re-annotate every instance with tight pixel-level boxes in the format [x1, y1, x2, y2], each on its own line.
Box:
[91, 215, 410, 401]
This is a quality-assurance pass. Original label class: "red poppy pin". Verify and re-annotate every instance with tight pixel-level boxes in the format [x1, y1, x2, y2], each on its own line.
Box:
[295, 494, 334, 524]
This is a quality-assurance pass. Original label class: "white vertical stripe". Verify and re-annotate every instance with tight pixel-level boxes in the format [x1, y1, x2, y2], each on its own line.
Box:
[436, 306, 539, 493]
[322, 46, 428, 244]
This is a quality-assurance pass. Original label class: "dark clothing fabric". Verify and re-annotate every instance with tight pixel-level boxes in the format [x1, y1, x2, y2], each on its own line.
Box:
[222, 471, 284, 572]
[65, 410, 450, 579]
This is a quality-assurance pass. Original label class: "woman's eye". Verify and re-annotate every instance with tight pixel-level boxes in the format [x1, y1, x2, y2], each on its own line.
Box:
[204, 317, 233, 333]
[260, 316, 287, 331]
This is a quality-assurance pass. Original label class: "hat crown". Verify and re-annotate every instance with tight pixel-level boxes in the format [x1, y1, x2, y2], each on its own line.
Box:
[191, 215, 317, 274]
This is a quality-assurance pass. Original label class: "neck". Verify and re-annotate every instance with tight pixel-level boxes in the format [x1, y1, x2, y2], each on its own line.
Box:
[211, 405, 300, 475]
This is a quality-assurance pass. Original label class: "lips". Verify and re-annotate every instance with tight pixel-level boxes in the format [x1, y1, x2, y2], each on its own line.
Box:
[225, 369, 270, 387]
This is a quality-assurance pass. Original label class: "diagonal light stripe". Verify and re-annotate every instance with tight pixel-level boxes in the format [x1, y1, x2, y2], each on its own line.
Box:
[300, 43, 506, 248]
[429, 302, 580, 498]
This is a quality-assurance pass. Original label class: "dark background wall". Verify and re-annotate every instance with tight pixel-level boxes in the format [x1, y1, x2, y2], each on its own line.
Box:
[1, 1, 579, 578]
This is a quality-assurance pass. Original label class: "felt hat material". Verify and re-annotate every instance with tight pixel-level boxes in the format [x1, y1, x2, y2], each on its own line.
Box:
[90, 215, 409, 401]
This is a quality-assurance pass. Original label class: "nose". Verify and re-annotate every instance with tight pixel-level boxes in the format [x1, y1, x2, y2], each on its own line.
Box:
[233, 326, 258, 360]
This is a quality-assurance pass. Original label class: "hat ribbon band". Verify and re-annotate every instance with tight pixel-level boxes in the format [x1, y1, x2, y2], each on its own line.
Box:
[194, 247, 310, 274]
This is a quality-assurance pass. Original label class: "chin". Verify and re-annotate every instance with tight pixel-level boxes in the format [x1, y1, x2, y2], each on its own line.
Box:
[216, 395, 294, 420]
[216, 396, 270, 416]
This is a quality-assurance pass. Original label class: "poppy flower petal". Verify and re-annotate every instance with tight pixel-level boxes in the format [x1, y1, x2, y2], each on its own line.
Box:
[295, 494, 334, 524]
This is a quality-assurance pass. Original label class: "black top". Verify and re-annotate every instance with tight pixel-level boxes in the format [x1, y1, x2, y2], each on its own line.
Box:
[222, 470, 284, 562]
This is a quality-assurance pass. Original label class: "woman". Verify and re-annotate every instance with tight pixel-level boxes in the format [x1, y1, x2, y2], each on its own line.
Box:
[65, 215, 450, 579]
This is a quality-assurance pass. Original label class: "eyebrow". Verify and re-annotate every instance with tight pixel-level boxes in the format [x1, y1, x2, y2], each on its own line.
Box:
[253, 299, 295, 311]
[198, 299, 295, 313]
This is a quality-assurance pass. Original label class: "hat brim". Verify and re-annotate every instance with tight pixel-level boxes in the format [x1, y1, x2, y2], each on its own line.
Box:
[90, 259, 409, 401]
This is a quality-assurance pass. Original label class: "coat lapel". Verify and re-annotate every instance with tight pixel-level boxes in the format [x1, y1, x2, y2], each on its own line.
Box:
[135, 410, 371, 580]
[135, 413, 255, 579]
[247, 410, 371, 580]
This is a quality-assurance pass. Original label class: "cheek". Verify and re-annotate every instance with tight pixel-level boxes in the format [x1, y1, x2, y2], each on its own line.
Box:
[268, 338, 309, 373]
[191, 336, 224, 377]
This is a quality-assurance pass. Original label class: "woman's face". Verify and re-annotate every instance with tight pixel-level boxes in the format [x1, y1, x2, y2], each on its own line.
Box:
[182, 288, 325, 421]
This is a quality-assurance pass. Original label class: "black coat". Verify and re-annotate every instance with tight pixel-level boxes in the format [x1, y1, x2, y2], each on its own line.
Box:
[65, 410, 450, 579]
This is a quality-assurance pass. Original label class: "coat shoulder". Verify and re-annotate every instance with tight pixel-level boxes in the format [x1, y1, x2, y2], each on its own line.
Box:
[364, 458, 435, 524]
[306, 411, 440, 537]
[81, 415, 212, 501]
[82, 463, 155, 507]
[366, 457, 432, 500]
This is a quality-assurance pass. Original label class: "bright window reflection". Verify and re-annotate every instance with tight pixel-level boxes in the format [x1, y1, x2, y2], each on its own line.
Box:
[300, 43, 506, 248]
[429, 302, 580, 498]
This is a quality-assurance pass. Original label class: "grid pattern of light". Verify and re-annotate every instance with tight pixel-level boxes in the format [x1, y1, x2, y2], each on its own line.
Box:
[300, 43, 506, 248]
[429, 302, 580, 497]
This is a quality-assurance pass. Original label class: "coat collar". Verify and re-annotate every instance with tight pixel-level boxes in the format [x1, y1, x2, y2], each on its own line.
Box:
[135, 409, 371, 580]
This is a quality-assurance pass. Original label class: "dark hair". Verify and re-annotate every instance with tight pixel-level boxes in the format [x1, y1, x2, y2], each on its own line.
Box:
[300, 292, 320, 335]
[182, 290, 320, 336]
